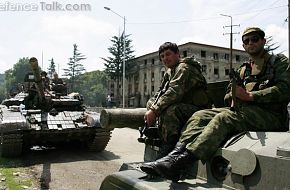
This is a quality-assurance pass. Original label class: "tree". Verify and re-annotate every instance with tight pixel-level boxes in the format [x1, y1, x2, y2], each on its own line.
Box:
[5, 57, 32, 94]
[47, 58, 56, 78]
[0, 74, 6, 102]
[265, 36, 280, 54]
[63, 44, 86, 91]
[102, 33, 135, 102]
[73, 70, 109, 106]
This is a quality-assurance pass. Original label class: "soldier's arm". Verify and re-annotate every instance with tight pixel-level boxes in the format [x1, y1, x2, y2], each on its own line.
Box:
[146, 73, 169, 109]
[251, 55, 290, 103]
[150, 62, 202, 116]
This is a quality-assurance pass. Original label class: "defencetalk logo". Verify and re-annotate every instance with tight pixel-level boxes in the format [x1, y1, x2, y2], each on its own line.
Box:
[0, 1, 92, 12]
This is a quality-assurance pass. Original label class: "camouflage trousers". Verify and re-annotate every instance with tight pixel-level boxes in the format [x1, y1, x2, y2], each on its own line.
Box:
[159, 103, 201, 143]
[179, 105, 288, 163]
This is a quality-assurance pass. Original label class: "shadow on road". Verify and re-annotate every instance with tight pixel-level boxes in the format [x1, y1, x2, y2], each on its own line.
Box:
[0, 145, 122, 190]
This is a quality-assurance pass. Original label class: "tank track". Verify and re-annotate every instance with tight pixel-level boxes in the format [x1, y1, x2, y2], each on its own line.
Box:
[0, 133, 23, 157]
[87, 128, 112, 152]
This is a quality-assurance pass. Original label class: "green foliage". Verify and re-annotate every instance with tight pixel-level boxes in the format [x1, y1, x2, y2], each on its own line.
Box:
[74, 70, 109, 106]
[63, 44, 86, 91]
[0, 74, 6, 102]
[0, 158, 34, 190]
[47, 58, 56, 78]
[102, 34, 135, 79]
[102, 33, 135, 101]
[4, 57, 32, 97]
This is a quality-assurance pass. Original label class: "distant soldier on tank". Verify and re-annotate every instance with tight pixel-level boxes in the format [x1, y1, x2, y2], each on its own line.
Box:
[41, 71, 50, 91]
[141, 27, 290, 181]
[51, 72, 67, 95]
[144, 42, 211, 159]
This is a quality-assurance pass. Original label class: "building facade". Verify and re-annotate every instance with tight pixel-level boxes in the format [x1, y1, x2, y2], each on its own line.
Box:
[109, 42, 248, 108]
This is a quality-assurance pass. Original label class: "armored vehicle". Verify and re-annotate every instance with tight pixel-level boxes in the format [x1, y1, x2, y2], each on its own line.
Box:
[0, 57, 111, 157]
[99, 81, 290, 190]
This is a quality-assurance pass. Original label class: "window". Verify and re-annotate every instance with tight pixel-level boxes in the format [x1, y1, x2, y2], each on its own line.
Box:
[201, 50, 206, 58]
[151, 85, 154, 92]
[225, 69, 230, 75]
[214, 68, 219, 75]
[213, 53, 219, 60]
[151, 72, 155, 82]
[225, 53, 229, 60]
[201, 65, 207, 72]
[236, 55, 240, 62]
[144, 73, 147, 82]
[144, 85, 147, 94]
[144, 59, 147, 65]
[183, 51, 187, 58]
[151, 59, 155, 65]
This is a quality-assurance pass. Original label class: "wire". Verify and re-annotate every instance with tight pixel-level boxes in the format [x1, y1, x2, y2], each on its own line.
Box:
[127, 5, 287, 25]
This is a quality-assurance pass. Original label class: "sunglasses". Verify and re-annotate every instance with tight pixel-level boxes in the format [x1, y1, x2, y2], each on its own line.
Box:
[243, 36, 260, 45]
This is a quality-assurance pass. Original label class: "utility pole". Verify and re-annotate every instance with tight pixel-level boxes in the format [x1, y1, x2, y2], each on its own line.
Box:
[220, 14, 239, 110]
[220, 14, 239, 71]
[288, 0, 290, 59]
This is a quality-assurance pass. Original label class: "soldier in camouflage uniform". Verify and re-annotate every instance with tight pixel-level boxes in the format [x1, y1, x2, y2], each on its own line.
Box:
[141, 27, 290, 181]
[144, 42, 211, 158]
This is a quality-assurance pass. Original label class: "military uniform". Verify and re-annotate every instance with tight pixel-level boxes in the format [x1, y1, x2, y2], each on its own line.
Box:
[147, 57, 210, 143]
[140, 27, 290, 182]
[180, 51, 290, 162]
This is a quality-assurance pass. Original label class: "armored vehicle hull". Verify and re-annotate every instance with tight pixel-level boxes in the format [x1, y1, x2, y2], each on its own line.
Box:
[100, 131, 290, 190]
[0, 57, 111, 157]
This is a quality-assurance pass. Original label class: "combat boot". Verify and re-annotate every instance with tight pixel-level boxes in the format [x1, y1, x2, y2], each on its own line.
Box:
[140, 142, 187, 177]
[154, 149, 196, 182]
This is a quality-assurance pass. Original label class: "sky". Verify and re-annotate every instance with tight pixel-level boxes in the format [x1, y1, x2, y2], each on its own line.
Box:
[0, 0, 288, 76]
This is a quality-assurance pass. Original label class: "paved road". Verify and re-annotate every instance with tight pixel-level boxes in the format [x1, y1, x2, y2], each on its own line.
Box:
[24, 128, 145, 190]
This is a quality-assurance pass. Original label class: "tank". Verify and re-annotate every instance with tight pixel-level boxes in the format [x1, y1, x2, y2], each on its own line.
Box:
[99, 80, 290, 190]
[0, 57, 111, 157]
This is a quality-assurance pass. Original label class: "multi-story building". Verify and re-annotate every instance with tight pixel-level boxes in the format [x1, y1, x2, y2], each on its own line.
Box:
[108, 42, 248, 108]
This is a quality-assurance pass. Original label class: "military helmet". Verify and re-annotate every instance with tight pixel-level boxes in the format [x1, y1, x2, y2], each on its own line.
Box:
[242, 27, 265, 38]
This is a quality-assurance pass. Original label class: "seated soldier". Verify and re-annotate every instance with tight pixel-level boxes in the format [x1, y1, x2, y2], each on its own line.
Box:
[41, 71, 50, 91]
[51, 72, 67, 95]
[144, 42, 211, 159]
[140, 27, 290, 182]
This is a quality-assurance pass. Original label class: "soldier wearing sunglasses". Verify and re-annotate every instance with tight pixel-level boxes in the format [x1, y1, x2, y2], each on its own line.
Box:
[140, 27, 290, 182]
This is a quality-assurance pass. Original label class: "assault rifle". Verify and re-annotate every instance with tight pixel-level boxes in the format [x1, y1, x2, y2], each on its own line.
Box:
[138, 80, 169, 143]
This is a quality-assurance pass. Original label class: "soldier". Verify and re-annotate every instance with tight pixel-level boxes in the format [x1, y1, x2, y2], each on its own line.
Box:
[51, 72, 67, 95]
[141, 27, 290, 181]
[144, 42, 211, 159]
[40, 71, 50, 91]
[51, 72, 64, 85]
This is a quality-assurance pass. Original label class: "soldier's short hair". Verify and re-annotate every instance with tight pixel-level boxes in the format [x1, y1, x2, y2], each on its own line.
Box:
[158, 42, 179, 58]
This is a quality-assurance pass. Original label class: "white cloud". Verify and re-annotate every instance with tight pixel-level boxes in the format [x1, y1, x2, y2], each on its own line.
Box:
[265, 24, 288, 55]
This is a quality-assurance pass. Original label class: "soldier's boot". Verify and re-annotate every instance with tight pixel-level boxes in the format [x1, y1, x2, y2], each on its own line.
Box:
[140, 142, 190, 179]
[153, 149, 196, 182]
[156, 135, 179, 160]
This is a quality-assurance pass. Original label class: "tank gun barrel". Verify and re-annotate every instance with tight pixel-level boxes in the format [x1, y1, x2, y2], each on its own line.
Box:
[29, 57, 45, 102]
[100, 108, 147, 130]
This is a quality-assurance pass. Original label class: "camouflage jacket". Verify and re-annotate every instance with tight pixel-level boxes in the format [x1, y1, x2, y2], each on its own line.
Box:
[225, 51, 290, 116]
[147, 57, 210, 116]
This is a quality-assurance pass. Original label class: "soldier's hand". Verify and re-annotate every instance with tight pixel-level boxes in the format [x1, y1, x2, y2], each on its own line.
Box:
[144, 110, 156, 127]
[235, 86, 254, 102]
